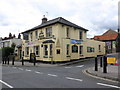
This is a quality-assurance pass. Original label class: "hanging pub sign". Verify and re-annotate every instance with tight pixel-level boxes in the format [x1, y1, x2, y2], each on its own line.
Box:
[71, 40, 82, 44]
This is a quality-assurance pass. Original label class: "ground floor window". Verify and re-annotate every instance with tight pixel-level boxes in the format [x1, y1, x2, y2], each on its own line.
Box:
[79, 46, 83, 55]
[56, 49, 60, 54]
[34, 46, 39, 56]
[50, 44, 53, 56]
[87, 47, 94, 53]
[44, 45, 48, 56]
[66, 44, 70, 56]
[25, 47, 29, 56]
[72, 45, 78, 53]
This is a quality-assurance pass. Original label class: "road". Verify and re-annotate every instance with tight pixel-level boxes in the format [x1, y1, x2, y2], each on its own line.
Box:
[1, 58, 119, 89]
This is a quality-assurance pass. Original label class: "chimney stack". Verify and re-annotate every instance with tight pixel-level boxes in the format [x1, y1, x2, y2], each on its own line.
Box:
[41, 15, 47, 24]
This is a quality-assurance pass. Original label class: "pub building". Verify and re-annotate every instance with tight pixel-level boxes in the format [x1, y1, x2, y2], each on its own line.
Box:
[21, 16, 105, 63]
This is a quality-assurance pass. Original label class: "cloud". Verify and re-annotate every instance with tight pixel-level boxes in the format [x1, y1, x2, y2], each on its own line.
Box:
[0, 0, 118, 38]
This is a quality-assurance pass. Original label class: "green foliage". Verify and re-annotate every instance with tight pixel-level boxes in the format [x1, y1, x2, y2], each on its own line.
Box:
[11, 43, 16, 49]
[2, 47, 14, 57]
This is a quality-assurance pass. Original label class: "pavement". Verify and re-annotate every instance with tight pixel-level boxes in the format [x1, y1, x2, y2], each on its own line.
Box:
[2, 58, 91, 67]
[85, 65, 119, 82]
[85, 53, 119, 82]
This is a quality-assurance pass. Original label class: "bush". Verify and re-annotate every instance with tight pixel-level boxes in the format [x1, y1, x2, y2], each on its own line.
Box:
[2, 47, 14, 57]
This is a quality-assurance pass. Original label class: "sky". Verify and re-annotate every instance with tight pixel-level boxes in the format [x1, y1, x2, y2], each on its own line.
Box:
[0, 0, 118, 38]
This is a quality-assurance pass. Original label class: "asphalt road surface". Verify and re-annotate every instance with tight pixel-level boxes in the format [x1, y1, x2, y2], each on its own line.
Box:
[1, 58, 119, 89]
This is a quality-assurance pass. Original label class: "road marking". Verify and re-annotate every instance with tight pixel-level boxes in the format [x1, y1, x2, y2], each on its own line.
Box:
[76, 65, 84, 67]
[0, 80, 13, 88]
[48, 74, 58, 77]
[66, 77, 83, 82]
[35, 71, 43, 74]
[97, 83, 120, 88]
[12, 67, 16, 69]
[18, 68, 23, 70]
[25, 69, 31, 72]
[65, 67, 71, 68]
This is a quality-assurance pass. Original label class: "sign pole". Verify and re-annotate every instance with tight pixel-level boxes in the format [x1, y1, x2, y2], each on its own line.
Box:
[103, 56, 107, 73]
[95, 57, 98, 71]
[100, 56, 102, 67]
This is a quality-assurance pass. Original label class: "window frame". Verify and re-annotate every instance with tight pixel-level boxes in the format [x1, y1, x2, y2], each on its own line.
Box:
[79, 46, 83, 55]
[44, 45, 48, 56]
[26, 47, 29, 56]
[66, 44, 70, 56]
[66, 27, 69, 38]
[72, 45, 78, 53]
[46, 27, 52, 38]
[79, 31, 83, 40]
[35, 31, 38, 40]
[34, 46, 39, 56]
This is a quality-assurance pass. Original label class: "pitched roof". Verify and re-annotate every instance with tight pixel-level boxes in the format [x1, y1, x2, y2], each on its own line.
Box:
[103, 29, 118, 35]
[22, 17, 88, 33]
[94, 34, 118, 41]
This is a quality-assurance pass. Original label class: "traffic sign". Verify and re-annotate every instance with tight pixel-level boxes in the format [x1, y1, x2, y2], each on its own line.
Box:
[107, 57, 116, 64]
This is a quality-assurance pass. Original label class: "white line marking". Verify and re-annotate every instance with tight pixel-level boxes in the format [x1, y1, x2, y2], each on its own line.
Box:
[48, 74, 58, 77]
[0, 80, 13, 88]
[76, 65, 84, 67]
[18, 68, 23, 70]
[66, 77, 83, 82]
[12, 67, 16, 69]
[35, 71, 43, 74]
[97, 83, 120, 88]
[26, 69, 31, 72]
[65, 67, 71, 68]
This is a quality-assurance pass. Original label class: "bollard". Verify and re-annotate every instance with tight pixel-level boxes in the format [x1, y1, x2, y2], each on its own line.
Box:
[34, 57, 36, 66]
[100, 56, 102, 67]
[95, 57, 98, 71]
[7, 57, 9, 65]
[22, 57, 24, 66]
[12, 56, 15, 65]
[2, 57, 4, 64]
[103, 56, 107, 73]
[5, 57, 7, 64]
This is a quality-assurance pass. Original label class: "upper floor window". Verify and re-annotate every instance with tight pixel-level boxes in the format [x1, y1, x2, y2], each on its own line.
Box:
[46, 27, 52, 38]
[79, 31, 83, 40]
[35, 31, 38, 40]
[23, 33, 29, 40]
[66, 28, 69, 38]
[30, 32, 33, 41]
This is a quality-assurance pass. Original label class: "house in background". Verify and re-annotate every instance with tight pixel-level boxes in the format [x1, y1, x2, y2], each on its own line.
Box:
[21, 16, 105, 63]
[0, 33, 22, 48]
[94, 29, 118, 54]
[0, 33, 22, 60]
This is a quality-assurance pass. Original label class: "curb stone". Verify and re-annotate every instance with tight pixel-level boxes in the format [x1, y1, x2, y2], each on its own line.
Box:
[85, 68, 119, 82]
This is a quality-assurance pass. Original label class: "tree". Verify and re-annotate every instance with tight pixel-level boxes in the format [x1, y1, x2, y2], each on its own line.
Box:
[13, 34, 16, 38]
[11, 43, 16, 49]
[18, 33, 21, 39]
[9, 33, 12, 38]
[2, 47, 14, 57]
